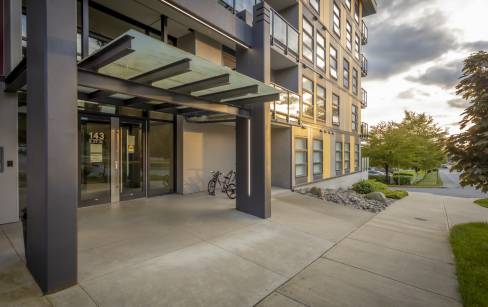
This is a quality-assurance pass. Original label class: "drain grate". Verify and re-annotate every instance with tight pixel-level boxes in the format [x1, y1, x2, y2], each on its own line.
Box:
[414, 217, 428, 221]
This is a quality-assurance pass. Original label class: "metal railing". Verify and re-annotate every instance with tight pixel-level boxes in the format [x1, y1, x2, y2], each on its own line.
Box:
[270, 83, 300, 124]
[361, 88, 367, 108]
[270, 8, 299, 58]
[219, 0, 262, 15]
[360, 122, 369, 139]
[361, 21, 368, 45]
[361, 54, 368, 77]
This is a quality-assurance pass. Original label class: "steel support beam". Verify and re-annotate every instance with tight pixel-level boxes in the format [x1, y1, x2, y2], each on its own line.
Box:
[169, 73, 230, 94]
[78, 34, 134, 71]
[26, 0, 78, 294]
[81, 0, 89, 58]
[226, 92, 279, 105]
[198, 84, 258, 101]
[4, 56, 25, 92]
[78, 69, 249, 118]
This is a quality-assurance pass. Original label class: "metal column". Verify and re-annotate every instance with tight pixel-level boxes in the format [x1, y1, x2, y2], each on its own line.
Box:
[25, 0, 78, 294]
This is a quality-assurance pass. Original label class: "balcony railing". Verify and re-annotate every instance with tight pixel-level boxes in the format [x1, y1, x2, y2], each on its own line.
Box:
[360, 122, 369, 139]
[361, 54, 368, 77]
[270, 83, 300, 124]
[219, 0, 261, 15]
[270, 8, 299, 58]
[361, 88, 367, 108]
[361, 21, 368, 45]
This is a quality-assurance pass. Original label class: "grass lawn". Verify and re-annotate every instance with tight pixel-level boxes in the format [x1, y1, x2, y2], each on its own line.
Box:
[413, 171, 443, 187]
[449, 223, 488, 307]
[474, 199, 488, 208]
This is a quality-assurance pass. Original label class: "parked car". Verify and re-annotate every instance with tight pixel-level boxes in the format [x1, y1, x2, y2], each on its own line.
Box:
[440, 164, 449, 169]
[368, 170, 385, 176]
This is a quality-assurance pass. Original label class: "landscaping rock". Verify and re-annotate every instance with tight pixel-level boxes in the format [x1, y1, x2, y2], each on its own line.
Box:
[365, 192, 387, 203]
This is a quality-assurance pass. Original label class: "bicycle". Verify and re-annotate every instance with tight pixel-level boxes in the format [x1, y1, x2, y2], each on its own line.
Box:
[208, 170, 236, 199]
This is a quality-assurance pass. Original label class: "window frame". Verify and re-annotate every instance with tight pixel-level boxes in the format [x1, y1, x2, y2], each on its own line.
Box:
[316, 31, 326, 71]
[313, 139, 323, 177]
[344, 143, 351, 174]
[332, 93, 340, 126]
[310, 0, 320, 14]
[330, 45, 338, 80]
[302, 77, 314, 118]
[346, 21, 352, 51]
[354, 0, 360, 24]
[352, 105, 358, 131]
[332, 2, 341, 37]
[354, 33, 360, 60]
[302, 17, 314, 63]
[295, 138, 308, 178]
[345, 0, 351, 11]
[355, 143, 360, 172]
[335, 141, 343, 176]
[317, 84, 326, 122]
[343, 58, 350, 89]
[352, 68, 358, 95]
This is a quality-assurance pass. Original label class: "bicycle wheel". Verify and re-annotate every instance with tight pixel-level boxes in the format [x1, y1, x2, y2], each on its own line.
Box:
[208, 180, 216, 196]
[226, 183, 236, 199]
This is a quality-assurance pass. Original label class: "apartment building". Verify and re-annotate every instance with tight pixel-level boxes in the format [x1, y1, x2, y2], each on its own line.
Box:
[0, 0, 376, 293]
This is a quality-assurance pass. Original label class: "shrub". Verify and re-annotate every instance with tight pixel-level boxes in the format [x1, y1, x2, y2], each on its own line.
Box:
[369, 174, 386, 183]
[383, 189, 408, 199]
[352, 179, 387, 194]
[392, 175, 413, 185]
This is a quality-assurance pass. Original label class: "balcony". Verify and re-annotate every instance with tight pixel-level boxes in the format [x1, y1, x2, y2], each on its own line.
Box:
[361, 21, 368, 45]
[360, 122, 369, 140]
[361, 55, 368, 77]
[361, 88, 367, 108]
[219, 0, 261, 15]
[270, 83, 300, 125]
[270, 8, 299, 59]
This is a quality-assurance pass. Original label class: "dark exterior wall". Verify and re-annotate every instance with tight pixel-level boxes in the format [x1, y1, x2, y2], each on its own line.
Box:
[271, 126, 291, 188]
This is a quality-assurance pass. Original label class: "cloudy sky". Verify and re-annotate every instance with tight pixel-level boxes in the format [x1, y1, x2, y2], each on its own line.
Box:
[363, 0, 488, 134]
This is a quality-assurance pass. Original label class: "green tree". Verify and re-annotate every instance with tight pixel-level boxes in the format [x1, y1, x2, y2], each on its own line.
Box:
[447, 51, 488, 192]
[400, 111, 447, 172]
[363, 121, 413, 183]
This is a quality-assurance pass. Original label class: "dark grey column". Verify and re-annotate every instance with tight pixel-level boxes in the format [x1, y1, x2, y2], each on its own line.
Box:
[26, 0, 78, 294]
[235, 2, 271, 218]
[81, 0, 89, 58]
[160, 15, 168, 43]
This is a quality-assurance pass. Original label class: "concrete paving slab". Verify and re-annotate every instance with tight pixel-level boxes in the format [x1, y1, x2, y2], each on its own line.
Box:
[211, 222, 334, 277]
[256, 292, 307, 307]
[1, 222, 25, 260]
[47, 285, 97, 307]
[277, 258, 461, 307]
[349, 224, 453, 262]
[325, 238, 459, 300]
[81, 242, 287, 307]
[79, 229, 202, 281]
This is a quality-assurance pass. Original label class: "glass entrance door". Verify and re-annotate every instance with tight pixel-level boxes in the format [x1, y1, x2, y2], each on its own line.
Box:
[80, 117, 112, 206]
[119, 120, 145, 200]
[148, 121, 174, 196]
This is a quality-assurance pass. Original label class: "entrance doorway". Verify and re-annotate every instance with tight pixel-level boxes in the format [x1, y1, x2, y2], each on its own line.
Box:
[79, 114, 174, 206]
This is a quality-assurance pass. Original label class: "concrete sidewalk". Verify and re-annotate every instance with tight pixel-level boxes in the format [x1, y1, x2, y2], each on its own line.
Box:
[258, 192, 488, 307]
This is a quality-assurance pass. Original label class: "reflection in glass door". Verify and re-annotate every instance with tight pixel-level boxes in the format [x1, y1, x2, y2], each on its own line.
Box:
[120, 120, 145, 200]
[80, 118, 111, 205]
[148, 121, 174, 196]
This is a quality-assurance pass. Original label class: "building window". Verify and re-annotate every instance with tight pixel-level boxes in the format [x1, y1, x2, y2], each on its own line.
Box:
[333, 2, 341, 37]
[335, 142, 343, 176]
[310, 0, 319, 13]
[317, 85, 326, 122]
[345, 143, 351, 174]
[352, 105, 358, 131]
[355, 143, 360, 172]
[343, 58, 350, 89]
[354, 34, 360, 60]
[302, 77, 314, 118]
[354, 0, 360, 23]
[330, 45, 338, 79]
[332, 93, 340, 125]
[303, 18, 314, 62]
[313, 139, 323, 176]
[346, 21, 352, 51]
[316, 32, 326, 71]
[295, 138, 308, 178]
[345, 0, 351, 10]
[352, 68, 358, 95]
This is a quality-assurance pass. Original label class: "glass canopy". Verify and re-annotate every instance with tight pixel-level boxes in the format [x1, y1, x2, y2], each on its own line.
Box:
[83, 29, 278, 107]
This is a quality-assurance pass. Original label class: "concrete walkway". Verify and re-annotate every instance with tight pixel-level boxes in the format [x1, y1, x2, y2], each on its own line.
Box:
[1, 191, 487, 306]
[258, 192, 488, 307]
